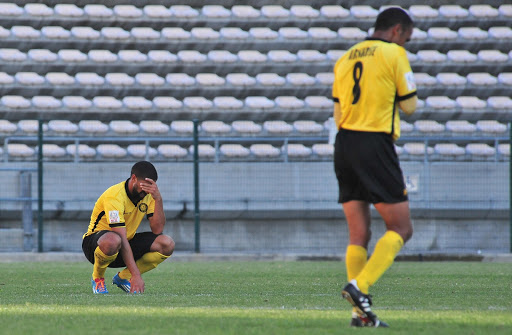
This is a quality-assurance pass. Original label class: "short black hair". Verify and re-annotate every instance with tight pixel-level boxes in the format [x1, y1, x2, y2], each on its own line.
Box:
[131, 161, 158, 181]
[374, 7, 413, 31]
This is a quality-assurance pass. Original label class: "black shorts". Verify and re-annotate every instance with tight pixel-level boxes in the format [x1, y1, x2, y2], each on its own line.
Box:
[334, 129, 408, 204]
[82, 231, 160, 268]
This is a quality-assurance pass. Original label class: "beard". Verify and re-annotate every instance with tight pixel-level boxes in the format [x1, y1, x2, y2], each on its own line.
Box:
[131, 188, 147, 202]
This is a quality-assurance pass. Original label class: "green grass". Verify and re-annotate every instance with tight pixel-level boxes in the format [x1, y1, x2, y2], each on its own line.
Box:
[0, 260, 511, 334]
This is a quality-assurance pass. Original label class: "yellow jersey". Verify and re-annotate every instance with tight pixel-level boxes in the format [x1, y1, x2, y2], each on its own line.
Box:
[332, 38, 417, 140]
[83, 180, 155, 240]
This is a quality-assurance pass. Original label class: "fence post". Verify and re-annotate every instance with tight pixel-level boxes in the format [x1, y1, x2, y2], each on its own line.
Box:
[37, 119, 43, 252]
[509, 123, 511, 253]
[20, 172, 33, 251]
[193, 119, 200, 253]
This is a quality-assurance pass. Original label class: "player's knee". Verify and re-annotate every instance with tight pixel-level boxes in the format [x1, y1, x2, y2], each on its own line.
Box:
[156, 234, 175, 256]
[98, 232, 122, 255]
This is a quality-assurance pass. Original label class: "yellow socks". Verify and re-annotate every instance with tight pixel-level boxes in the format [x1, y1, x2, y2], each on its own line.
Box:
[355, 231, 404, 294]
[118, 252, 170, 280]
[345, 244, 368, 281]
[92, 246, 118, 280]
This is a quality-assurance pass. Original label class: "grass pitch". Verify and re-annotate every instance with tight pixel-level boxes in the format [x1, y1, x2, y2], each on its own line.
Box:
[0, 260, 511, 335]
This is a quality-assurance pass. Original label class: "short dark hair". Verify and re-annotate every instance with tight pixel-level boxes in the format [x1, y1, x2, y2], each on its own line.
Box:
[374, 7, 413, 31]
[131, 161, 158, 181]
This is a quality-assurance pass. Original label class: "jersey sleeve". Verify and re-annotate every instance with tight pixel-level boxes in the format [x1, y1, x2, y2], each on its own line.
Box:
[332, 61, 340, 102]
[395, 47, 417, 100]
[104, 196, 126, 228]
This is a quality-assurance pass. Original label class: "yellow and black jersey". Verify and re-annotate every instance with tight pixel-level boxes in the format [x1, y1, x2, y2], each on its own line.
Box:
[83, 180, 155, 240]
[332, 38, 417, 140]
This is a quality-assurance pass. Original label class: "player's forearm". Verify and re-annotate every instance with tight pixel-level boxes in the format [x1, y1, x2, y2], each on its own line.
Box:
[119, 237, 141, 278]
[150, 199, 166, 234]
[399, 95, 417, 115]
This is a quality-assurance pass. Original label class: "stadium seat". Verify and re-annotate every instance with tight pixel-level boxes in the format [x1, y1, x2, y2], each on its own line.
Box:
[219, 27, 249, 40]
[135, 73, 165, 86]
[201, 121, 231, 134]
[414, 73, 437, 86]
[320, 5, 350, 18]
[487, 96, 512, 109]
[66, 144, 96, 158]
[226, 73, 256, 86]
[498, 73, 512, 85]
[105, 73, 135, 86]
[139, 120, 170, 134]
[498, 143, 510, 159]
[312, 143, 334, 157]
[183, 97, 213, 109]
[157, 144, 188, 159]
[62, 96, 92, 109]
[425, 96, 456, 109]
[7, 143, 35, 158]
[0, 27, 10, 38]
[0, 72, 14, 84]
[153, 97, 183, 109]
[97, 144, 127, 158]
[256, 73, 285, 86]
[409, 5, 438, 18]
[400, 121, 414, 133]
[268, 50, 297, 63]
[88, 50, 118, 63]
[213, 97, 244, 109]
[15, 72, 45, 85]
[207, 50, 238, 63]
[290, 5, 319, 18]
[196, 73, 225, 86]
[162, 27, 191, 40]
[278, 27, 308, 39]
[11, 26, 40, 38]
[427, 27, 458, 40]
[220, 144, 250, 158]
[261, 5, 289, 18]
[93, 97, 122, 109]
[286, 73, 316, 86]
[469, 5, 499, 18]
[403, 143, 434, 157]
[84, 4, 113, 17]
[263, 121, 293, 134]
[305, 96, 333, 108]
[436, 73, 467, 86]
[414, 120, 445, 133]
[127, 145, 158, 158]
[249, 27, 278, 39]
[171, 121, 194, 134]
[170, 5, 199, 18]
[350, 5, 378, 18]
[237, 50, 267, 63]
[70, 27, 100, 40]
[143, 5, 172, 18]
[447, 50, 478, 63]
[231, 5, 260, 18]
[411, 28, 428, 40]
[293, 120, 324, 133]
[465, 143, 496, 159]
[27, 49, 56, 62]
[455, 96, 487, 109]
[250, 144, 280, 158]
[177, 50, 207, 63]
[58, 49, 88, 62]
[101, 27, 130, 40]
[122, 96, 153, 109]
[489, 27, 512, 39]
[78, 120, 108, 134]
[0, 48, 26, 61]
[417, 50, 447, 63]
[308, 27, 337, 39]
[113, 5, 143, 18]
[0, 3, 24, 16]
[109, 120, 139, 134]
[433, 143, 466, 159]
[1, 95, 31, 108]
[445, 120, 476, 134]
[439, 5, 469, 18]
[275, 96, 305, 109]
[191, 27, 220, 40]
[338, 27, 367, 39]
[458, 27, 488, 40]
[297, 50, 327, 62]
[32, 96, 61, 109]
[75, 72, 105, 85]
[188, 144, 216, 158]
[131, 27, 160, 40]
[202, 5, 231, 18]
[245, 97, 275, 109]
[166, 73, 196, 86]
[476, 120, 507, 134]
[499, 5, 512, 17]
[54, 4, 83, 17]
[232, 120, 262, 134]
[41, 144, 67, 158]
[467, 73, 498, 86]
[284, 144, 312, 158]
[18, 120, 48, 133]
[42, 26, 71, 39]
[478, 50, 509, 63]
[148, 50, 177, 63]
[315, 72, 334, 85]
[0, 120, 18, 133]
[24, 3, 53, 16]
[46, 72, 75, 85]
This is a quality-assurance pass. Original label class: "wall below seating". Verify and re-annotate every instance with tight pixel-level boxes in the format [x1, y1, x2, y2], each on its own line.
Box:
[0, 161, 509, 253]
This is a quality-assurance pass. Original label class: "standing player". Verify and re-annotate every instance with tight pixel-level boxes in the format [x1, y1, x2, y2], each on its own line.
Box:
[82, 161, 175, 294]
[332, 7, 417, 327]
